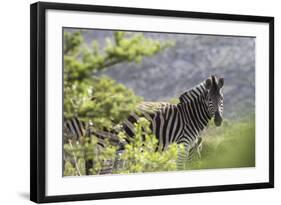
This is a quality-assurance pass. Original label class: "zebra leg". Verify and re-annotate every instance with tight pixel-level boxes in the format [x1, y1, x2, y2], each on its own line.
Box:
[176, 144, 190, 170]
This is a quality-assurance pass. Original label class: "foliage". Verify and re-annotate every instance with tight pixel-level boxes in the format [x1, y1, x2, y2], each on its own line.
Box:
[64, 75, 142, 129]
[63, 116, 255, 176]
[64, 30, 172, 129]
[116, 118, 180, 174]
[64, 136, 117, 176]
[64, 31, 173, 82]
[63, 118, 181, 176]
[63, 30, 173, 175]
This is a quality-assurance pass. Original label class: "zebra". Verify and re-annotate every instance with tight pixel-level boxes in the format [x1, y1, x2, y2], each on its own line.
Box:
[121, 75, 224, 169]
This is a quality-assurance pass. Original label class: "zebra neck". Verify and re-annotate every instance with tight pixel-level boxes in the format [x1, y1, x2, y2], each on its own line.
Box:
[179, 83, 207, 103]
[178, 84, 211, 132]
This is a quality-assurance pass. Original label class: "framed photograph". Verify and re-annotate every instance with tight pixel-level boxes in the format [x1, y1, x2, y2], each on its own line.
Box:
[30, 2, 274, 203]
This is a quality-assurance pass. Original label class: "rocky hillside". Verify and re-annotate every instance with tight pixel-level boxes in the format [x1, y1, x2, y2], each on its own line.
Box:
[73, 29, 255, 119]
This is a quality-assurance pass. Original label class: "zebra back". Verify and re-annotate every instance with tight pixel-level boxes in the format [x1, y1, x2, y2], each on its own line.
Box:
[64, 117, 91, 142]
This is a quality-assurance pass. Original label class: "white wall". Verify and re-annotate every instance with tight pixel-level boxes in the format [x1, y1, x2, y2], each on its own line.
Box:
[0, 0, 279, 204]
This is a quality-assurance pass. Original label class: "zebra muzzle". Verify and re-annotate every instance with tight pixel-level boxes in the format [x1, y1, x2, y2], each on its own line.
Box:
[214, 112, 223, 126]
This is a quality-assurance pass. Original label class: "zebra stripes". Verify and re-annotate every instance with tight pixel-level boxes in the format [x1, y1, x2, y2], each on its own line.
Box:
[64, 117, 121, 146]
[64, 75, 224, 173]
[63, 117, 91, 142]
[122, 75, 224, 168]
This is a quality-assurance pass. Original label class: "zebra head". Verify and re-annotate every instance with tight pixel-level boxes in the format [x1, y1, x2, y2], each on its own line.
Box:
[205, 75, 224, 126]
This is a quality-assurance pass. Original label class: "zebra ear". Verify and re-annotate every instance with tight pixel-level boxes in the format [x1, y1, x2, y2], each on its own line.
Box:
[218, 77, 224, 88]
[205, 78, 212, 89]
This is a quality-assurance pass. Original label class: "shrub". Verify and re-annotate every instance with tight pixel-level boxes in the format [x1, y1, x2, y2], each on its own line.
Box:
[115, 118, 180, 174]
[63, 30, 173, 175]
[64, 30, 172, 130]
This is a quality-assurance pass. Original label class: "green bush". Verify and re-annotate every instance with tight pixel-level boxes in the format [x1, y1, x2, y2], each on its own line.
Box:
[64, 30, 172, 130]
[63, 118, 182, 176]
[64, 136, 117, 176]
[63, 30, 174, 175]
[116, 118, 181, 174]
[64, 75, 142, 129]
[63, 116, 255, 176]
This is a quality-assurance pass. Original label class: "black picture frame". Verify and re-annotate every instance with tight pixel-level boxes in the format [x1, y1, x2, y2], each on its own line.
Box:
[30, 1, 274, 203]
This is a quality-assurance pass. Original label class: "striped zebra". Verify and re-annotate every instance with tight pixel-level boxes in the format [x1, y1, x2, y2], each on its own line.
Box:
[121, 75, 224, 169]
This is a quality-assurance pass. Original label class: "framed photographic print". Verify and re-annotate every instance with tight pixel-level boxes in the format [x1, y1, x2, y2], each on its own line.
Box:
[30, 1, 274, 203]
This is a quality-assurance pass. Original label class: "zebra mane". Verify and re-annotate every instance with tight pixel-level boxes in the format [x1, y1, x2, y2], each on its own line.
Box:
[179, 81, 207, 104]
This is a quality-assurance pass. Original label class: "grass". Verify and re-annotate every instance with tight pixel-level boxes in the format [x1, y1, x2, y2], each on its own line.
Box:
[185, 116, 255, 170]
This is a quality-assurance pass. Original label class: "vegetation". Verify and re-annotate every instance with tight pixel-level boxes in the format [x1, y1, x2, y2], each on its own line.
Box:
[63, 30, 175, 175]
[64, 118, 181, 176]
[63, 30, 255, 176]
[64, 30, 172, 129]
[115, 118, 181, 174]
[64, 134, 117, 176]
